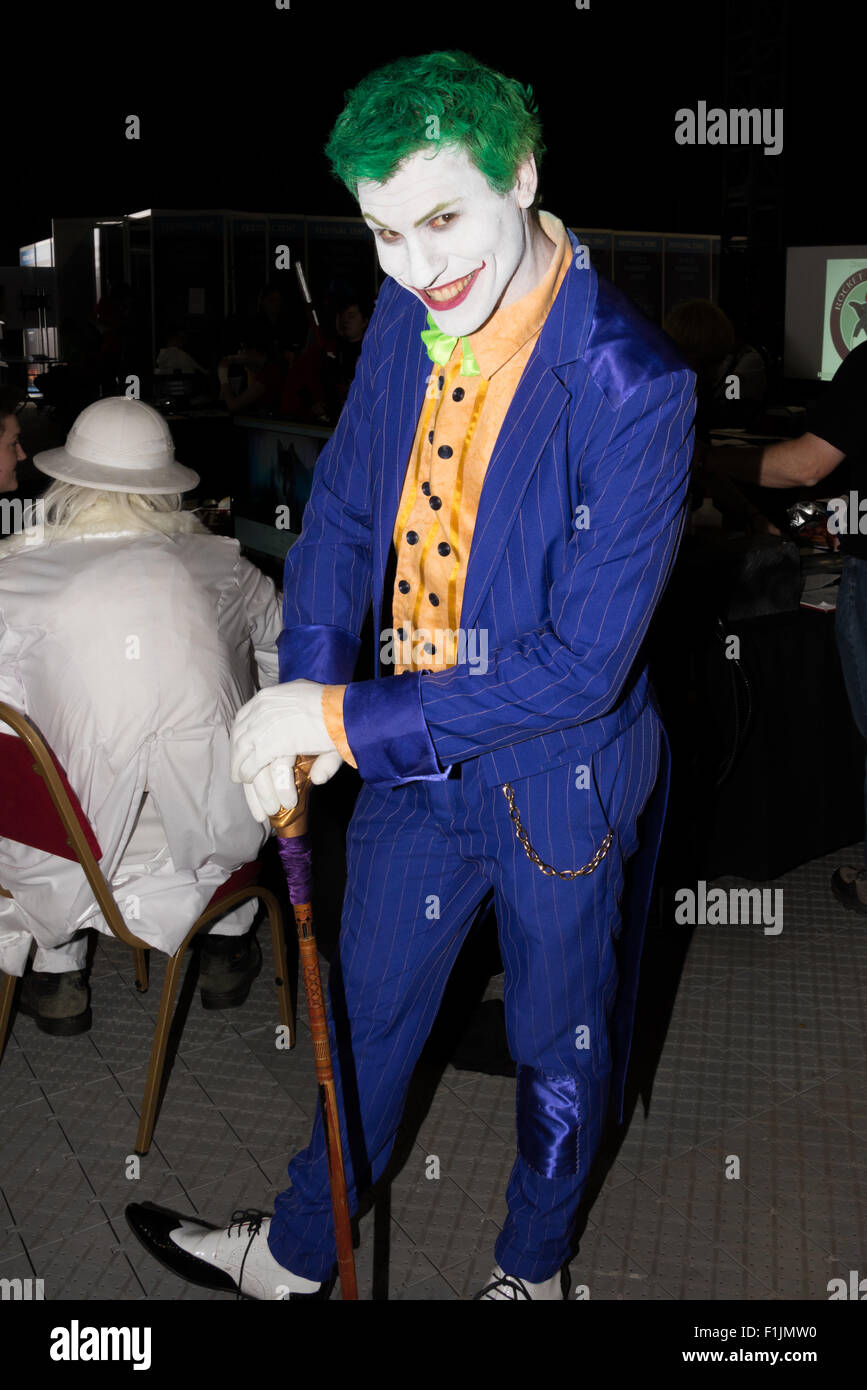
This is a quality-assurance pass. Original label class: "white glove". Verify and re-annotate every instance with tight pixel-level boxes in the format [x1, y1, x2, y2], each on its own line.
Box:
[242, 750, 344, 823]
[231, 679, 344, 821]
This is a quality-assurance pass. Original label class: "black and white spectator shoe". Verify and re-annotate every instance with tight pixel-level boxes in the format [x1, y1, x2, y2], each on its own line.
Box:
[473, 1264, 570, 1300]
[125, 1203, 336, 1300]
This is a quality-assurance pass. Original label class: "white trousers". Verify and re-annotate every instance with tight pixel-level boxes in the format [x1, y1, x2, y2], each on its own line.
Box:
[32, 792, 256, 973]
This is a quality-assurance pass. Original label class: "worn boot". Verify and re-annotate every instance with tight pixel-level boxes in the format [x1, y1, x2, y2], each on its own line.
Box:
[18, 969, 92, 1036]
[831, 866, 867, 915]
[199, 933, 262, 1010]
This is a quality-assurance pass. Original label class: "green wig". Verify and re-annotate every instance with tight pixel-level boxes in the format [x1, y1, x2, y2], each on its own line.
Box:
[325, 50, 546, 204]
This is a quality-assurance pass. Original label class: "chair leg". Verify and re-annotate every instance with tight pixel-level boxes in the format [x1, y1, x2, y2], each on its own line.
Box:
[133, 947, 149, 993]
[265, 891, 295, 1048]
[134, 947, 189, 1155]
[0, 972, 17, 1065]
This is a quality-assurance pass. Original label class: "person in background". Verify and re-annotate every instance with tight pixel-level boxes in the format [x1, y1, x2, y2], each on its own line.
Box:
[279, 296, 370, 424]
[664, 299, 767, 433]
[0, 397, 282, 1031]
[92, 280, 141, 392]
[249, 281, 308, 361]
[0, 388, 48, 542]
[218, 336, 286, 415]
[0, 387, 26, 499]
[321, 297, 370, 419]
[34, 318, 102, 436]
[707, 340, 867, 909]
[664, 299, 778, 535]
[156, 325, 206, 375]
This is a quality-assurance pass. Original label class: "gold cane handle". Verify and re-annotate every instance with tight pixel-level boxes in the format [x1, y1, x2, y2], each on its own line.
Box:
[269, 754, 316, 838]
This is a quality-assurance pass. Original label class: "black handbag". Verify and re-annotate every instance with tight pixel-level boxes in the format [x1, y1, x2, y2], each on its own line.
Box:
[721, 536, 801, 620]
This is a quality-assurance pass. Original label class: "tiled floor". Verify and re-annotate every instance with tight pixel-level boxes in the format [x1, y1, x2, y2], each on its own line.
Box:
[1, 843, 864, 1301]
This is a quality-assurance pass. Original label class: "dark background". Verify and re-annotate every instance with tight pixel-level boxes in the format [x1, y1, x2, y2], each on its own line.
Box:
[5, 0, 858, 356]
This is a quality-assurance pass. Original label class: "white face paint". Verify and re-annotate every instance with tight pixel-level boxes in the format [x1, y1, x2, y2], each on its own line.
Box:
[358, 144, 541, 338]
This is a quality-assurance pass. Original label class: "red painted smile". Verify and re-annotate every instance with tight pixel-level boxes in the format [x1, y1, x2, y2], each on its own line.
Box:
[417, 263, 485, 310]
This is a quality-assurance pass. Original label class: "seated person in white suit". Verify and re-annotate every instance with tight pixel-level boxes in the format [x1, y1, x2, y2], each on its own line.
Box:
[0, 397, 282, 1033]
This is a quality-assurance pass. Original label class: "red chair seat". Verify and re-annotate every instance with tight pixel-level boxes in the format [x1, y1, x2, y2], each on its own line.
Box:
[0, 732, 102, 860]
[205, 858, 263, 912]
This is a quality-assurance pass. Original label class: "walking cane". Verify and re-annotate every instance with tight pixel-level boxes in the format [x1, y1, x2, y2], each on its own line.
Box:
[270, 754, 358, 1300]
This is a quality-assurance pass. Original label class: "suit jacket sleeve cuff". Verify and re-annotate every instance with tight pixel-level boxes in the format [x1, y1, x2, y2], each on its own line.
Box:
[277, 623, 361, 686]
[343, 673, 452, 786]
[321, 685, 358, 769]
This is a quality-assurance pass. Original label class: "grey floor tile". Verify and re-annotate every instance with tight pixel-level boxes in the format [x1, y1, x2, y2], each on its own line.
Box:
[177, 1163, 285, 1221]
[637, 1147, 844, 1297]
[390, 1272, 460, 1300]
[233, 1024, 319, 1117]
[434, 1071, 516, 1145]
[41, 1072, 138, 1154]
[693, 1103, 867, 1270]
[352, 1203, 443, 1299]
[3, 1166, 108, 1256]
[179, 1037, 308, 1157]
[613, 1084, 732, 1174]
[569, 1225, 668, 1300]
[587, 1178, 777, 1299]
[389, 1168, 490, 1271]
[30, 1219, 149, 1300]
[428, 1220, 517, 1299]
[78, 1153, 188, 1226]
[248, 1138, 315, 1193]
[0, 1241, 37, 1286]
[0, 1099, 112, 1254]
[5, 1023, 109, 1096]
[0, 1039, 37, 1112]
[94, 976, 240, 1067]
[652, 1045, 790, 1122]
[0, 843, 864, 1303]
[797, 1070, 867, 1142]
[412, 1083, 514, 1171]
[109, 1064, 259, 1186]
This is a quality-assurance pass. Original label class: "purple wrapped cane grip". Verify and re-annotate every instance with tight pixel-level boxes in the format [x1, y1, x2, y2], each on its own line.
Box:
[276, 833, 314, 904]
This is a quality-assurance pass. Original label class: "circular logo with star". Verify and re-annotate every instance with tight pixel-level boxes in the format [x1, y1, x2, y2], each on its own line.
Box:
[830, 268, 867, 361]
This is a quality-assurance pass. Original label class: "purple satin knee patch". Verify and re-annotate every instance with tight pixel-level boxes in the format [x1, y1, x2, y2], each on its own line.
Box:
[516, 1066, 581, 1178]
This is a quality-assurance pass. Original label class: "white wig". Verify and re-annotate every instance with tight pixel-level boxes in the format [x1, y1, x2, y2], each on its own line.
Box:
[0, 480, 209, 555]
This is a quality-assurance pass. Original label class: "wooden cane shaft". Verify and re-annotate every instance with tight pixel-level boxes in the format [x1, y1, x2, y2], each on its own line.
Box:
[320, 1079, 358, 1300]
[298, 935, 335, 1082]
[294, 918, 357, 1299]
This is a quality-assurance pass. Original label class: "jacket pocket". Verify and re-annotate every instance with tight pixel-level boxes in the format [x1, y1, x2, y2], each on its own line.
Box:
[499, 755, 616, 879]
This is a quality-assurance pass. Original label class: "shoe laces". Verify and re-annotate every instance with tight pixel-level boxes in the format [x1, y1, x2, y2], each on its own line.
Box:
[475, 1273, 534, 1300]
[227, 1208, 270, 1300]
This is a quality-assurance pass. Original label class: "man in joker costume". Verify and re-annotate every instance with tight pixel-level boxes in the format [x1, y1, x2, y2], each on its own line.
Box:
[127, 50, 694, 1300]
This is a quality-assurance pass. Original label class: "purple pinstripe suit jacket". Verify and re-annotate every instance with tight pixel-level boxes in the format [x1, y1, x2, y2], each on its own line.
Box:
[279, 226, 696, 791]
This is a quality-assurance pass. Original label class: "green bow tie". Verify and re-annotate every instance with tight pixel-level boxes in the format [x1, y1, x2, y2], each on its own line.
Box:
[420, 312, 480, 377]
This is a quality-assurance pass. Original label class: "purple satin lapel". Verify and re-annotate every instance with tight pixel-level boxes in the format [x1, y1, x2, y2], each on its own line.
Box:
[586, 276, 689, 405]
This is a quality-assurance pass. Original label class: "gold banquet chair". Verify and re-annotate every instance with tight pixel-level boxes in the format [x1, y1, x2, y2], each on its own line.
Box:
[0, 701, 295, 1153]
